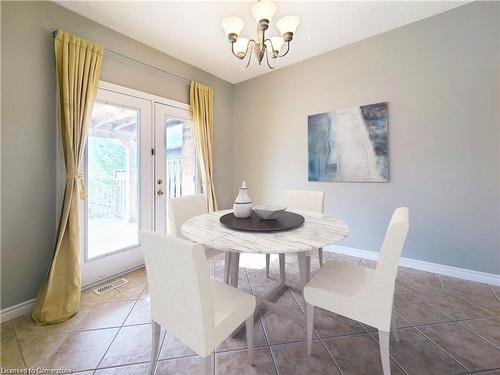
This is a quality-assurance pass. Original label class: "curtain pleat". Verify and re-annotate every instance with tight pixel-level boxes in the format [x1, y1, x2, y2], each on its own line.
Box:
[32, 30, 103, 325]
[190, 81, 218, 211]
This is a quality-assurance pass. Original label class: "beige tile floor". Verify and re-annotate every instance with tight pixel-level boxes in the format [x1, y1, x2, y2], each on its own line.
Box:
[1, 252, 500, 374]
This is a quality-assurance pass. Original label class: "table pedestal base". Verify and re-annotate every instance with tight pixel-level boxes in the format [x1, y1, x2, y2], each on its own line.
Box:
[225, 251, 311, 337]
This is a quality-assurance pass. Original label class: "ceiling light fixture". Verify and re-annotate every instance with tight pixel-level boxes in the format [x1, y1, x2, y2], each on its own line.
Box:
[221, 0, 300, 69]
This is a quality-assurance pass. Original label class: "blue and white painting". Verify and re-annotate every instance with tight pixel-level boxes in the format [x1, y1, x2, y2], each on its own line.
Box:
[308, 102, 388, 182]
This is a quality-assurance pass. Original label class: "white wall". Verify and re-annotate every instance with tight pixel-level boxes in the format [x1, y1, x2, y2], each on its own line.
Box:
[233, 2, 500, 274]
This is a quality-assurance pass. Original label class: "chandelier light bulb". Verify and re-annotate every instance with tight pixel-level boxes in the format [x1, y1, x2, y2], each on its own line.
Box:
[277, 15, 300, 40]
[221, 16, 245, 41]
[233, 37, 249, 58]
[269, 36, 284, 54]
[251, 0, 277, 23]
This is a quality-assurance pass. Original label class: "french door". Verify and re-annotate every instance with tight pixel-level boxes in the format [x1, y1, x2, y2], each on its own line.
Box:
[80, 82, 196, 286]
[154, 103, 197, 234]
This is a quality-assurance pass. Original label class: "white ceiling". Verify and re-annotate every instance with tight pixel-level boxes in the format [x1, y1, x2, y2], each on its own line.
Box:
[56, 1, 469, 84]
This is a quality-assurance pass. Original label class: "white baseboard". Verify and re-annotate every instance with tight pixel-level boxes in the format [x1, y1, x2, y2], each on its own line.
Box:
[0, 263, 146, 323]
[0, 299, 36, 323]
[327, 245, 500, 286]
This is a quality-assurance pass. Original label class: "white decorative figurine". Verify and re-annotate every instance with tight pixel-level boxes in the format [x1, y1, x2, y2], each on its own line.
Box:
[233, 181, 253, 218]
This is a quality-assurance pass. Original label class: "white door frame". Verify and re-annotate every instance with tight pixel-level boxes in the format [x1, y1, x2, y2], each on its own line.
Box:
[99, 81, 190, 112]
[76, 81, 190, 287]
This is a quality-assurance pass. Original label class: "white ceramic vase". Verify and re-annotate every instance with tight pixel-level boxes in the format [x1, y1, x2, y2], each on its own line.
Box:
[233, 181, 253, 218]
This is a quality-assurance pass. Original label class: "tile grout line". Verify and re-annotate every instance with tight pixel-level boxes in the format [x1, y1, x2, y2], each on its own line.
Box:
[394, 310, 412, 327]
[439, 274, 445, 289]
[258, 310, 281, 375]
[472, 369, 500, 374]
[455, 320, 500, 350]
[155, 354, 198, 364]
[245, 266, 281, 375]
[67, 318, 154, 335]
[428, 285, 498, 317]
[413, 325, 473, 373]
[91, 360, 150, 373]
[415, 289, 494, 319]
[389, 303, 469, 371]
[391, 319, 479, 330]
[20, 301, 99, 369]
[489, 285, 500, 303]
[455, 315, 499, 323]
[11, 320, 27, 369]
[93, 283, 147, 372]
[246, 267, 280, 374]
[438, 276, 499, 315]
[39, 332, 83, 369]
[285, 270, 345, 375]
[317, 336, 345, 375]
[458, 298, 496, 317]
[415, 288, 500, 323]
[410, 293, 460, 323]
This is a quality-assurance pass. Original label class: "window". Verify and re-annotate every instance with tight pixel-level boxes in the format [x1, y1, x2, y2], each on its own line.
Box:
[165, 118, 197, 198]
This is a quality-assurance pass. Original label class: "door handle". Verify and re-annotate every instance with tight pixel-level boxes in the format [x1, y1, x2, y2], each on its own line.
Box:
[157, 190, 164, 196]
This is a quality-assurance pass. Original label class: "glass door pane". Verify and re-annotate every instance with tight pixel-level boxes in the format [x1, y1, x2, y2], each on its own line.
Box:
[166, 118, 197, 198]
[154, 103, 196, 234]
[86, 102, 139, 259]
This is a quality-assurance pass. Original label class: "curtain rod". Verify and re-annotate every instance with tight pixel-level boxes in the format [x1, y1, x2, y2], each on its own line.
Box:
[51, 29, 191, 85]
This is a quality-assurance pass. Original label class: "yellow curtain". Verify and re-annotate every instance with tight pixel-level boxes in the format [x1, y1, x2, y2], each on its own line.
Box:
[32, 30, 103, 325]
[190, 81, 218, 211]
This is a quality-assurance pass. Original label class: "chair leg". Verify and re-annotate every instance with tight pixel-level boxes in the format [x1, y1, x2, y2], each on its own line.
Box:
[379, 330, 391, 375]
[201, 354, 212, 375]
[148, 320, 161, 375]
[224, 252, 232, 284]
[265, 254, 270, 278]
[318, 248, 323, 267]
[391, 313, 400, 342]
[306, 303, 314, 356]
[246, 316, 255, 365]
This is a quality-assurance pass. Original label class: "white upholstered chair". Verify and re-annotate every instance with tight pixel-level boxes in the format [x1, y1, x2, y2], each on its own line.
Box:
[265, 190, 326, 277]
[304, 207, 409, 375]
[168, 194, 223, 260]
[141, 231, 256, 375]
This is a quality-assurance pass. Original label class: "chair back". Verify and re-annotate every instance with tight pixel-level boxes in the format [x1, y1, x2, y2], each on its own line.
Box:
[374, 207, 409, 295]
[168, 194, 207, 239]
[141, 230, 214, 355]
[283, 190, 325, 213]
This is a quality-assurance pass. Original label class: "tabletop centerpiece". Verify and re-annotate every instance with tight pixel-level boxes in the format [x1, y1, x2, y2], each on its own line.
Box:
[222, 181, 304, 232]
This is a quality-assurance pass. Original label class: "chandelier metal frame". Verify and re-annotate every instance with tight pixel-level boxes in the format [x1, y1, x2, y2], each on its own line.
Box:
[221, 1, 300, 70]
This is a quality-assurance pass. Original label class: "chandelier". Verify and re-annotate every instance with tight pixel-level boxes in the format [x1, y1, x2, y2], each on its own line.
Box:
[221, 0, 300, 69]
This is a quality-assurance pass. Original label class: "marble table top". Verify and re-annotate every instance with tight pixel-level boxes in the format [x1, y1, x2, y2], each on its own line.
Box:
[181, 209, 349, 254]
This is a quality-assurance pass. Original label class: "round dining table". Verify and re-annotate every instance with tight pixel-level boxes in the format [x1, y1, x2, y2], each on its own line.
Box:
[182, 209, 349, 331]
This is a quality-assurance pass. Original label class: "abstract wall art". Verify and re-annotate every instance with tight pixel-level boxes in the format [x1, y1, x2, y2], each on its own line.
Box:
[308, 102, 389, 182]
